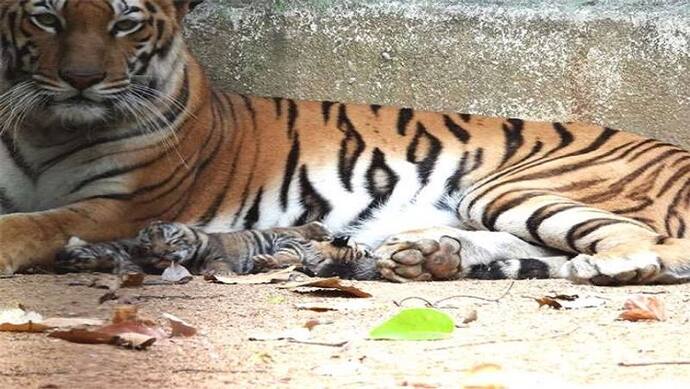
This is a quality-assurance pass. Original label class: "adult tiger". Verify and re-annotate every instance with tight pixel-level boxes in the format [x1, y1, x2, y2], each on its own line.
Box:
[1, 0, 689, 285]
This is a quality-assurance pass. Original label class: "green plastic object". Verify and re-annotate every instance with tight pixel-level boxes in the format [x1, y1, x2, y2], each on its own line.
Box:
[368, 308, 455, 341]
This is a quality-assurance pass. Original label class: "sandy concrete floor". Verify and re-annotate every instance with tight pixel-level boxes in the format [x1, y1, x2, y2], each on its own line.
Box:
[1, 274, 690, 388]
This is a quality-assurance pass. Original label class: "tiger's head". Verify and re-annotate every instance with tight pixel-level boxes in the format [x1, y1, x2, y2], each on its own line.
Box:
[0, 0, 203, 131]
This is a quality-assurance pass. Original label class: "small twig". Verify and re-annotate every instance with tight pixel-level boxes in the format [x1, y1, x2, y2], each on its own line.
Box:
[393, 296, 435, 307]
[435, 281, 515, 305]
[426, 326, 579, 351]
[288, 339, 349, 347]
[133, 294, 226, 300]
[172, 369, 267, 374]
[0, 371, 69, 377]
[619, 360, 690, 367]
[395, 281, 515, 308]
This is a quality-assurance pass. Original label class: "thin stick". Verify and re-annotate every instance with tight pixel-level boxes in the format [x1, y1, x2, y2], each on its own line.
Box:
[426, 326, 579, 351]
[288, 339, 349, 347]
[395, 281, 516, 308]
[434, 281, 515, 305]
[618, 361, 690, 367]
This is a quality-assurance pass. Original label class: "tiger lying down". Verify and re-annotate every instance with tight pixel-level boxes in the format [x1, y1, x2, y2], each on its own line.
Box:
[3, 0, 690, 286]
[56, 221, 570, 282]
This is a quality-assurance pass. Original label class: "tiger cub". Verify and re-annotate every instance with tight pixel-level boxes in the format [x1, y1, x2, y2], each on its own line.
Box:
[55, 221, 379, 280]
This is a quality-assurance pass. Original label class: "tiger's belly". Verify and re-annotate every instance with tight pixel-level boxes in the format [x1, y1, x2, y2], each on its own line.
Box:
[203, 154, 466, 247]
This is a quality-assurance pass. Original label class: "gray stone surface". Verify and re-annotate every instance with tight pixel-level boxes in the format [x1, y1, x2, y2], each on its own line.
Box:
[185, 0, 690, 146]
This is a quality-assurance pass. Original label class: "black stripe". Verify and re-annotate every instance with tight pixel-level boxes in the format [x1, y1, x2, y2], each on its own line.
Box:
[295, 165, 332, 225]
[337, 104, 365, 192]
[273, 97, 283, 116]
[544, 122, 574, 157]
[350, 148, 400, 226]
[443, 114, 470, 143]
[499, 118, 524, 167]
[280, 133, 300, 210]
[287, 99, 298, 138]
[406, 123, 442, 186]
[525, 202, 581, 245]
[1, 132, 35, 181]
[370, 104, 382, 115]
[396, 108, 413, 136]
[566, 218, 629, 253]
[321, 101, 336, 123]
[0, 188, 16, 212]
[445, 148, 484, 194]
[244, 187, 263, 229]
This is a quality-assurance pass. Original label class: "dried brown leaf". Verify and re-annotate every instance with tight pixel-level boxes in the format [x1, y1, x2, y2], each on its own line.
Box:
[294, 300, 373, 312]
[618, 296, 666, 321]
[49, 328, 115, 344]
[462, 309, 478, 324]
[120, 273, 146, 288]
[280, 277, 372, 298]
[0, 307, 103, 332]
[207, 267, 295, 285]
[162, 313, 197, 337]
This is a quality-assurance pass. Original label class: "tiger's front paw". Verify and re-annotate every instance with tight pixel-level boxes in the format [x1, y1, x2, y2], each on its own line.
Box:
[564, 252, 661, 286]
[374, 235, 462, 282]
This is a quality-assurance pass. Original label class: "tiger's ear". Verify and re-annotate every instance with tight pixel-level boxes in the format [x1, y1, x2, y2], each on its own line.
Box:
[174, 0, 204, 21]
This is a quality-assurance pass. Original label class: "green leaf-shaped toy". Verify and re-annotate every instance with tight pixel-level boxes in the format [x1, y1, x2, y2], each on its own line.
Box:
[368, 308, 454, 340]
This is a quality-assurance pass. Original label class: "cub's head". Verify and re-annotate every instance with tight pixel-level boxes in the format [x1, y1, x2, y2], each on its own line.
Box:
[137, 221, 199, 266]
[0, 0, 202, 130]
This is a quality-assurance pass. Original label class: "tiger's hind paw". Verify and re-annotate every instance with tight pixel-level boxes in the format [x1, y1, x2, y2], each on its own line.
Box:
[564, 252, 661, 286]
[374, 236, 462, 282]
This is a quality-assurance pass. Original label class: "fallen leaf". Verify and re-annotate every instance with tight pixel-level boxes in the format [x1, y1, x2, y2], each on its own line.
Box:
[39, 317, 104, 329]
[112, 305, 138, 324]
[120, 273, 146, 288]
[535, 294, 606, 310]
[49, 328, 157, 350]
[0, 307, 47, 332]
[295, 300, 373, 312]
[280, 277, 372, 298]
[49, 328, 115, 344]
[369, 308, 454, 341]
[303, 319, 332, 330]
[618, 295, 666, 322]
[207, 267, 295, 285]
[162, 313, 197, 337]
[161, 263, 193, 283]
[0, 306, 103, 332]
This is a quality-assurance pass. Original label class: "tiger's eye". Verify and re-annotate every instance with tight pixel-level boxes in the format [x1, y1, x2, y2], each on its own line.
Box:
[32, 13, 60, 29]
[113, 19, 141, 32]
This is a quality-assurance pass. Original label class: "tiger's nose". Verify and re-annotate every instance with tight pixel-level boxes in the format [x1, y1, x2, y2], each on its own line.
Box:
[59, 70, 106, 91]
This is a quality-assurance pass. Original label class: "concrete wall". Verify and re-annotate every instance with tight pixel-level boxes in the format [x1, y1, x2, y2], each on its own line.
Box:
[184, 0, 690, 147]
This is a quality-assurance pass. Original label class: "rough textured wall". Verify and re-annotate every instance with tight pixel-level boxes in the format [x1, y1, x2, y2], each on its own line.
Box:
[185, 0, 690, 147]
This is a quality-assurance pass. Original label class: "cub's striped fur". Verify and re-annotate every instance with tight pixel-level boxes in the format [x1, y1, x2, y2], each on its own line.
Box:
[2, 0, 690, 285]
[56, 221, 379, 279]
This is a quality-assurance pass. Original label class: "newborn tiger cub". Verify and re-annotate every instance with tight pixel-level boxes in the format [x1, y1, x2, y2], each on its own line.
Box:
[56, 221, 379, 280]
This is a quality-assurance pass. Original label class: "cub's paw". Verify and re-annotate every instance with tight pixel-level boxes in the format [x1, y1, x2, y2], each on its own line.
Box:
[374, 235, 461, 282]
[563, 251, 661, 286]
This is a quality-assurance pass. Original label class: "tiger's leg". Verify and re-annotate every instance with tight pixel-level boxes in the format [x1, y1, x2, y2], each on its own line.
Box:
[374, 227, 568, 282]
[251, 236, 309, 271]
[463, 193, 690, 285]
